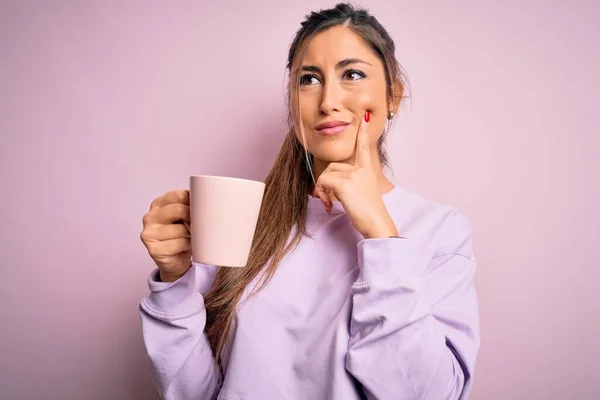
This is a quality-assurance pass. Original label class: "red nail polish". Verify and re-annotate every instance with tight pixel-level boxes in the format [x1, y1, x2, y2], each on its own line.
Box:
[326, 208, 331, 215]
[364, 111, 370, 123]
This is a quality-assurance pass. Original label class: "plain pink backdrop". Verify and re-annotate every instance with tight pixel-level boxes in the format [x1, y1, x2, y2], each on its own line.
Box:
[1, 1, 598, 399]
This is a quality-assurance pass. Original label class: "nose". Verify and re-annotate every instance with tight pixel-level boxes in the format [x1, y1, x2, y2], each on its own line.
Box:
[319, 78, 343, 115]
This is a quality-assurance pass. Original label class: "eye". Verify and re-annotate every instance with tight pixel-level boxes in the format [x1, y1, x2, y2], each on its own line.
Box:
[343, 69, 366, 81]
[300, 74, 320, 86]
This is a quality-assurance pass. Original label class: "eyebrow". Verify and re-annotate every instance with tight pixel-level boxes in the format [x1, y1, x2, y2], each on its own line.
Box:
[300, 58, 373, 73]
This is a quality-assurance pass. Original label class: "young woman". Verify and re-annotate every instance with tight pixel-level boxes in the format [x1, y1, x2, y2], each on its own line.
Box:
[139, 3, 480, 399]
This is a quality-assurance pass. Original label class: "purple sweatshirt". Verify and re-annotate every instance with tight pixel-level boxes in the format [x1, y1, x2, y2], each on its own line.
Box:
[140, 186, 480, 400]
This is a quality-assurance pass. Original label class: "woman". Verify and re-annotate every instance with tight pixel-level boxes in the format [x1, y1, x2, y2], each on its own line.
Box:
[139, 3, 480, 399]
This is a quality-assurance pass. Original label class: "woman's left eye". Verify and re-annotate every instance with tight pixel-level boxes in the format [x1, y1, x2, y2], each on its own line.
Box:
[343, 69, 366, 81]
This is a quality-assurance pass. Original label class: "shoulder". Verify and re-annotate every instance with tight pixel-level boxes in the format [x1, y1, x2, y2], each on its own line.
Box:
[385, 186, 475, 261]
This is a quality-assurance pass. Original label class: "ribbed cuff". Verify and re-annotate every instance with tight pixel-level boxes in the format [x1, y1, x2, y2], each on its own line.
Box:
[142, 265, 202, 317]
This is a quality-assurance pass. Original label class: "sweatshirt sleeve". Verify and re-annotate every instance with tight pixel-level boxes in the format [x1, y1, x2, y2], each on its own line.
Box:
[139, 262, 221, 400]
[346, 211, 480, 400]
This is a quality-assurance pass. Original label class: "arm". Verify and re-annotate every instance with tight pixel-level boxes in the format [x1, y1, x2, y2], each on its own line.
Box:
[139, 263, 221, 400]
[346, 211, 480, 400]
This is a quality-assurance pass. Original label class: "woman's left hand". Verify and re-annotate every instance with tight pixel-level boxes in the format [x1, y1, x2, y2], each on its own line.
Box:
[313, 112, 399, 239]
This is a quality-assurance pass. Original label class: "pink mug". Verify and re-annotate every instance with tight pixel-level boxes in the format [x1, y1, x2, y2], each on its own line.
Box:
[189, 175, 265, 267]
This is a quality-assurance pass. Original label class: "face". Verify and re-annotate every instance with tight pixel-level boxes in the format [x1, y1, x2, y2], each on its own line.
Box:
[295, 25, 392, 164]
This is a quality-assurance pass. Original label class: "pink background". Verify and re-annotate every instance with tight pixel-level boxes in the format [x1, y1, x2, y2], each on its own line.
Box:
[1, 1, 598, 399]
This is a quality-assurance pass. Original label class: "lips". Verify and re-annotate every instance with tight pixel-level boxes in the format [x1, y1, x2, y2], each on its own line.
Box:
[315, 120, 350, 136]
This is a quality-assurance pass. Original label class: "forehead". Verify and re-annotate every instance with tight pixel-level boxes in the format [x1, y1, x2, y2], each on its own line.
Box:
[302, 25, 379, 66]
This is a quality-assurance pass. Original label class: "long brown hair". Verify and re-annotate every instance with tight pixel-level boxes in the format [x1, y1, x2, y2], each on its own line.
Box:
[204, 2, 407, 364]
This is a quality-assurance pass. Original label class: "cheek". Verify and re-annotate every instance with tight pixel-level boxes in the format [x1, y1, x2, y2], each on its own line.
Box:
[293, 119, 314, 150]
[346, 85, 388, 141]
[346, 83, 386, 115]
[353, 90, 375, 110]
[299, 95, 317, 129]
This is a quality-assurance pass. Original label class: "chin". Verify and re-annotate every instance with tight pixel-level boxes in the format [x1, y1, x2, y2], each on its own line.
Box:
[311, 141, 355, 163]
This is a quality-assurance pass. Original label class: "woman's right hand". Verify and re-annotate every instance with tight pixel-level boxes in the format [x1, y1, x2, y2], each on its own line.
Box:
[141, 190, 192, 282]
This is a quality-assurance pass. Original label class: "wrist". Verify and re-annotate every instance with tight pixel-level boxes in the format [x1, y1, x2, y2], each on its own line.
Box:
[363, 223, 399, 239]
[159, 270, 185, 283]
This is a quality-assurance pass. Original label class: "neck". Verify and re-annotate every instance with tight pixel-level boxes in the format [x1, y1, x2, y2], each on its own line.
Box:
[312, 154, 395, 196]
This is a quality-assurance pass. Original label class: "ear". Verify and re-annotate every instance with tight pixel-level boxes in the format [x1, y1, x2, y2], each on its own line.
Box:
[388, 79, 404, 115]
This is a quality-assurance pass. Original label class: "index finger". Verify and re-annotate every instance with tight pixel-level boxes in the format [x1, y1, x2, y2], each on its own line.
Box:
[150, 190, 189, 210]
[354, 110, 372, 168]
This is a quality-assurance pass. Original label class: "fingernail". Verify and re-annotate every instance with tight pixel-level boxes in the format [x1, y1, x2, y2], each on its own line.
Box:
[326, 208, 331, 215]
[364, 111, 370, 123]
